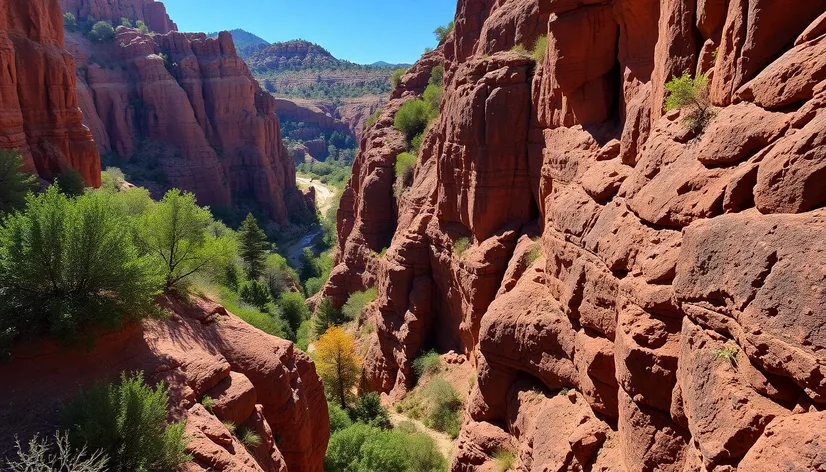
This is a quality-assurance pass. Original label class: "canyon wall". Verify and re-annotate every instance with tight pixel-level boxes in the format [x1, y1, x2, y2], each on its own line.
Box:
[0, 295, 329, 472]
[325, 0, 826, 470]
[0, 0, 101, 186]
[65, 25, 312, 224]
[61, 0, 178, 34]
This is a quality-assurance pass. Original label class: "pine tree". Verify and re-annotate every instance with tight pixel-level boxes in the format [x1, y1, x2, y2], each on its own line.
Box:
[0, 149, 36, 215]
[238, 213, 268, 280]
[313, 297, 344, 337]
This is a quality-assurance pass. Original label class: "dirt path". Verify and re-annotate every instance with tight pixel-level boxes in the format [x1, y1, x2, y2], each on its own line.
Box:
[296, 175, 336, 215]
[389, 412, 455, 462]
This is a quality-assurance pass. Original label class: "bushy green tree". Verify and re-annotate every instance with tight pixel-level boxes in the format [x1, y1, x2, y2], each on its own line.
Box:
[263, 253, 299, 299]
[120, 17, 133, 27]
[0, 187, 162, 352]
[313, 297, 345, 336]
[433, 22, 455, 43]
[395, 100, 432, 142]
[239, 280, 271, 310]
[328, 401, 353, 434]
[279, 292, 310, 333]
[0, 149, 36, 215]
[54, 168, 86, 197]
[342, 287, 378, 321]
[63, 12, 78, 32]
[135, 20, 149, 34]
[325, 423, 446, 472]
[429, 65, 444, 87]
[391, 68, 408, 88]
[300, 247, 319, 281]
[135, 190, 232, 289]
[238, 213, 268, 280]
[664, 71, 712, 131]
[89, 21, 115, 42]
[350, 392, 391, 429]
[63, 373, 190, 472]
[423, 84, 442, 112]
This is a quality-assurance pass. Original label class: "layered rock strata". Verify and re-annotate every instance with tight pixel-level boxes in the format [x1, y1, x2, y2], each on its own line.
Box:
[324, 0, 826, 470]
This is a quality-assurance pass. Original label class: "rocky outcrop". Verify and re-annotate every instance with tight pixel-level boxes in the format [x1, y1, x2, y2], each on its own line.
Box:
[0, 294, 329, 472]
[329, 0, 826, 470]
[61, 0, 178, 34]
[66, 26, 312, 224]
[0, 0, 101, 186]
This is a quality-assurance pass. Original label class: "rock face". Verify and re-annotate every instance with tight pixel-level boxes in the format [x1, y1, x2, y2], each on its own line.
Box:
[66, 25, 312, 224]
[61, 0, 178, 34]
[0, 294, 329, 472]
[326, 0, 826, 470]
[0, 0, 101, 186]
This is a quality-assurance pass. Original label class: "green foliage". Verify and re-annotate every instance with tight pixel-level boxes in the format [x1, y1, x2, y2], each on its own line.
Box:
[342, 287, 378, 321]
[63, 373, 190, 472]
[532, 35, 547, 63]
[433, 22, 455, 43]
[201, 395, 216, 412]
[222, 421, 236, 434]
[120, 17, 133, 27]
[89, 21, 115, 43]
[239, 428, 262, 450]
[454, 237, 470, 256]
[713, 345, 739, 364]
[328, 401, 354, 434]
[239, 280, 272, 310]
[278, 291, 310, 333]
[366, 109, 381, 129]
[135, 20, 149, 34]
[296, 319, 312, 351]
[325, 423, 447, 472]
[214, 285, 293, 340]
[313, 297, 346, 336]
[0, 187, 162, 353]
[263, 253, 299, 299]
[493, 449, 517, 472]
[136, 190, 234, 289]
[510, 44, 528, 55]
[300, 249, 334, 296]
[0, 149, 36, 215]
[429, 65, 444, 87]
[525, 243, 541, 266]
[100, 167, 126, 192]
[350, 392, 391, 429]
[664, 71, 712, 131]
[423, 84, 442, 111]
[412, 350, 441, 380]
[296, 161, 352, 188]
[394, 99, 433, 142]
[391, 67, 408, 88]
[424, 379, 462, 438]
[411, 133, 424, 154]
[54, 168, 87, 197]
[5, 432, 109, 472]
[238, 213, 269, 280]
[63, 12, 78, 32]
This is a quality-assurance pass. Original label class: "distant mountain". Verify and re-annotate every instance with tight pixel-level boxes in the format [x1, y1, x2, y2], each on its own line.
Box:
[370, 61, 411, 68]
[206, 29, 269, 58]
[247, 40, 397, 100]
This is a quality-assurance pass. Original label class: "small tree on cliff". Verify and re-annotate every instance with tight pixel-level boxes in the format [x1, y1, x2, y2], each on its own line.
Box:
[89, 21, 115, 43]
[313, 297, 345, 337]
[0, 149, 36, 215]
[664, 71, 713, 132]
[313, 326, 361, 409]
[238, 213, 269, 280]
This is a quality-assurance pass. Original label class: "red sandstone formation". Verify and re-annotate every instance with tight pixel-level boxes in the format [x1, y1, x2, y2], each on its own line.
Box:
[65, 25, 311, 223]
[0, 0, 101, 186]
[323, 0, 826, 470]
[0, 295, 329, 472]
[61, 0, 178, 34]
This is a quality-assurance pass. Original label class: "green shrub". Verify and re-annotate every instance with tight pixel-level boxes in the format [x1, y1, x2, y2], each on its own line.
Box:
[342, 287, 378, 321]
[406, 432, 447, 472]
[222, 421, 236, 434]
[62, 373, 190, 472]
[510, 44, 528, 55]
[135, 20, 149, 34]
[395, 152, 417, 190]
[454, 237, 470, 256]
[664, 71, 712, 131]
[429, 65, 444, 87]
[391, 68, 408, 88]
[54, 168, 86, 196]
[366, 109, 381, 129]
[413, 350, 441, 380]
[120, 17, 133, 27]
[296, 320, 312, 351]
[433, 22, 455, 43]
[395, 99, 432, 142]
[89, 21, 115, 42]
[5, 432, 108, 472]
[0, 187, 162, 353]
[424, 378, 462, 438]
[239, 428, 262, 450]
[525, 243, 541, 266]
[201, 395, 216, 412]
[305, 276, 325, 297]
[215, 285, 293, 340]
[63, 12, 78, 32]
[532, 35, 547, 63]
[713, 345, 738, 364]
[350, 392, 391, 429]
[411, 133, 425, 154]
[278, 291, 310, 333]
[325, 423, 447, 472]
[328, 401, 353, 434]
[423, 84, 442, 111]
[0, 148, 37, 215]
[100, 167, 126, 192]
[493, 448, 516, 472]
[239, 280, 272, 310]
[263, 253, 299, 300]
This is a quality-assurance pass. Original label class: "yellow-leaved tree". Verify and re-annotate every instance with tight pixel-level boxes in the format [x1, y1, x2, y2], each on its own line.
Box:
[313, 326, 361, 409]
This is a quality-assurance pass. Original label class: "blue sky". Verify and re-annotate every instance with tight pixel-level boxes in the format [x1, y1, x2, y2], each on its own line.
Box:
[161, 0, 456, 64]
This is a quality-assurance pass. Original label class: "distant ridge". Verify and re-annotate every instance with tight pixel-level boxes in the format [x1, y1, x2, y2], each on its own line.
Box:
[206, 28, 269, 58]
[370, 61, 412, 68]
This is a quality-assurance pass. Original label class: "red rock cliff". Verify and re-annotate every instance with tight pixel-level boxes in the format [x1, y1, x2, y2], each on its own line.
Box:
[66, 26, 312, 224]
[0, 295, 329, 472]
[326, 0, 826, 470]
[0, 0, 101, 186]
[61, 0, 178, 34]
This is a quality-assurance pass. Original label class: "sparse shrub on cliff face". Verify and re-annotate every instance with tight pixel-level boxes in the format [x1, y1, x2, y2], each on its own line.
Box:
[135, 20, 149, 34]
[88, 21, 115, 43]
[5, 432, 109, 472]
[366, 109, 381, 129]
[429, 65, 444, 87]
[423, 84, 443, 112]
[532, 35, 547, 63]
[62, 373, 191, 472]
[391, 67, 408, 88]
[433, 21, 455, 44]
[63, 13, 78, 32]
[412, 350, 441, 381]
[394, 152, 417, 194]
[0, 149, 36, 215]
[120, 17, 132, 28]
[239, 428, 262, 450]
[493, 448, 517, 472]
[453, 237, 471, 256]
[0, 187, 162, 353]
[664, 71, 713, 132]
[342, 287, 378, 321]
[395, 100, 432, 142]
